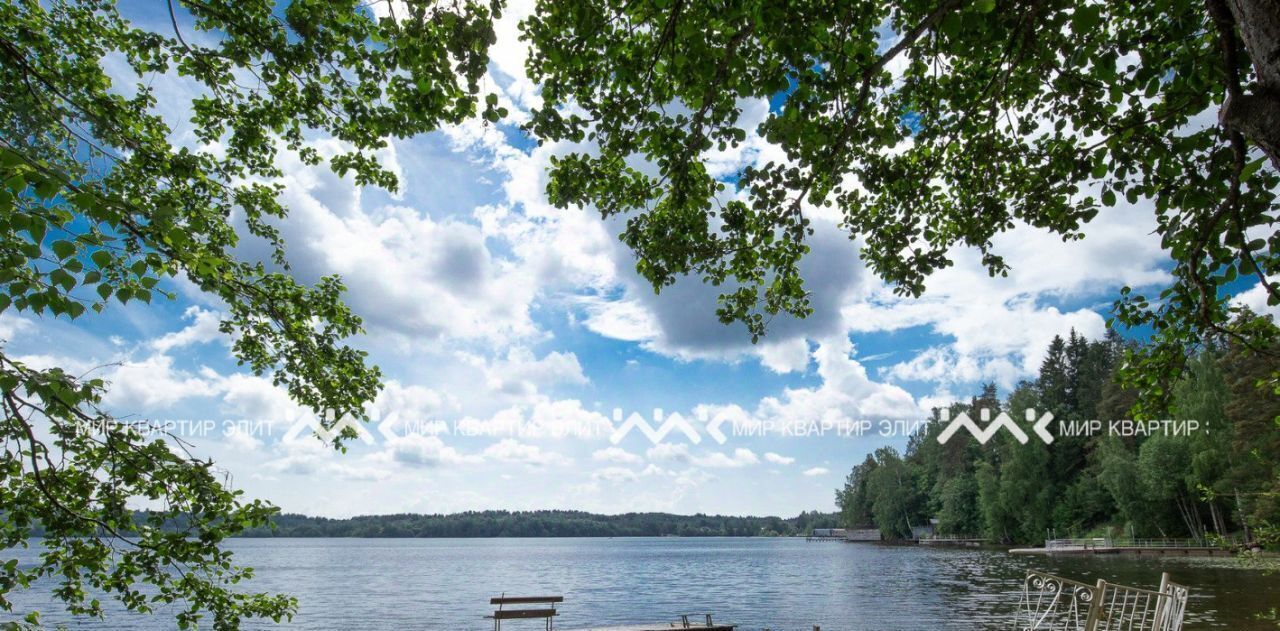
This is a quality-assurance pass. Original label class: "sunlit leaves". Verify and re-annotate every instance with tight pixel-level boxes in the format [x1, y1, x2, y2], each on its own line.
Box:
[524, 0, 1279, 411]
[0, 0, 502, 626]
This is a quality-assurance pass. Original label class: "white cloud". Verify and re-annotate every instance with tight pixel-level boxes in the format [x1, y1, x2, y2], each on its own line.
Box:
[701, 448, 760, 468]
[764, 452, 795, 465]
[757, 338, 811, 374]
[845, 207, 1166, 387]
[754, 337, 921, 425]
[592, 447, 642, 465]
[371, 380, 456, 437]
[882, 346, 1022, 391]
[579, 217, 865, 363]
[216, 374, 304, 427]
[646, 443, 692, 463]
[454, 398, 612, 439]
[481, 347, 588, 398]
[0, 313, 34, 340]
[1232, 282, 1280, 320]
[102, 354, 219, 411]
[383, 434, 479, 468]
[150, 306, 224, 352]
[802, 467, 830, 477]
[223, 424, 263, 451]
[248, 138, 542, 346]
[482, 438, 570, 466]
[591, 466, 639, 483]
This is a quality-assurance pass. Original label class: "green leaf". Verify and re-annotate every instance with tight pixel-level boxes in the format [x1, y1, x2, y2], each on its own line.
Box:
[28, 220, 46, 246]
[91, 250, 112, 268]
[1241, 158, 1263, 180]
[52, 240, 77, 260]
[1071, 6, 1102, 32]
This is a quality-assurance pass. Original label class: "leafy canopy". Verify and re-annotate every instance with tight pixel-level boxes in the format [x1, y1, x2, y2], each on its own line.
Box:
[3, 0, 1280, 626]
[522, 0, 1280, 412]
[1, 0, 500, 627]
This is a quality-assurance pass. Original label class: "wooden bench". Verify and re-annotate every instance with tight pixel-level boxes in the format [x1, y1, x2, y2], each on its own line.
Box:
[487, 595, 563, 631]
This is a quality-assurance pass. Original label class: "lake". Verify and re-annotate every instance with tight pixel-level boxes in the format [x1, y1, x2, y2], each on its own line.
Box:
[2, 538, 1277, 629]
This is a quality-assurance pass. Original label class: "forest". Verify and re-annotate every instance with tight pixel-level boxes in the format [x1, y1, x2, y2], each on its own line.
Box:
[836, 313, 1280, 547]
[235, 510, 840, 538]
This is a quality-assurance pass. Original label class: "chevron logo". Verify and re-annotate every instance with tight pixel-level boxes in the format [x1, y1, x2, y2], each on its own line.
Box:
[936, 408, 1055, 445]
[609, 409, 702, 445]
[282, 408, 376, 445]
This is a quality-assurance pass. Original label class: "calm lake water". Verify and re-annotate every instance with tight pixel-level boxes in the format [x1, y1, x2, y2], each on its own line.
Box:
[2, 538, 1278, 630]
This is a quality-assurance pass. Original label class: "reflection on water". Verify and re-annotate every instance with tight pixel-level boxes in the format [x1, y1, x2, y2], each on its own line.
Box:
[2, 538, 1277, 630]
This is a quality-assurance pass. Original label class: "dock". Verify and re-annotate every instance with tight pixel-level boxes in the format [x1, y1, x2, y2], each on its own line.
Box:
[491, 595, 738, 631]
[919, 534, 989, 547]
[1010, 537, 1238, 556]
[567, 625, 736, 631]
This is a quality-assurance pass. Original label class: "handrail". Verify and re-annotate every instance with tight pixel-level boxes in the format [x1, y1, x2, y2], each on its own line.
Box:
[1016, 570, 1189, 631]
[1044, 536, 1240, 550]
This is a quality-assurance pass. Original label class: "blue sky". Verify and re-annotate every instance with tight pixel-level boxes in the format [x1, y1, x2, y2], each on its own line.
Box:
[4, 0, 1275, 519]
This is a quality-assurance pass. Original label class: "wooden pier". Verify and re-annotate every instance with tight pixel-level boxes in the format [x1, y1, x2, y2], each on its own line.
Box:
[1010, 537, 1238, 557]
[567, 625, 736, 631]
[918, 534, 989, 547]
[493, 596, 739, 631]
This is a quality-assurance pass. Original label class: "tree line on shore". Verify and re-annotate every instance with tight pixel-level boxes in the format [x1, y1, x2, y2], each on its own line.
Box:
[229, 510, 840, 538]
[836, 313, 1280, 547]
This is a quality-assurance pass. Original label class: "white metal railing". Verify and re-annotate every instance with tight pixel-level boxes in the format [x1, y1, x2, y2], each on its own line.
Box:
[1015, 571, 1189, 631]
[1045, 536, 1240, 550]
[1045, 538, 1110, 550]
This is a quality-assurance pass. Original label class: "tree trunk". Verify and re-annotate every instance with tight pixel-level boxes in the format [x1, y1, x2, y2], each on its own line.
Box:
[1235, 488, 1252, 543]
[1222, 0, 1280, 171]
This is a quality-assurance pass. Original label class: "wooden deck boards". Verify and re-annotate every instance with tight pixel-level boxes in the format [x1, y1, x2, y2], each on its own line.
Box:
[566, 626, 736, 631]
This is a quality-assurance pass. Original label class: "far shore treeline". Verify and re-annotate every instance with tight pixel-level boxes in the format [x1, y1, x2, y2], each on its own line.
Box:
[836, 313, 1280, 548]
[231, 510, 840, 538]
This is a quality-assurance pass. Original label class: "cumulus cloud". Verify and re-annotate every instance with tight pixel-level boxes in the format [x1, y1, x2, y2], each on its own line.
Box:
[701, 448, 760, 468]
[102, 354, 220, 411]
[754, 336, 921, 424]
[454, 398, 612, 439]
[383, 434, 479, 468]
[592, 447, 642, 464]
[591, 466, 639, 483]
[1232, 282, 1280, 320]
[757, 338, 812, 374]
[482, 439, 570, 466]
[0, 313, 34, 340]
[646, 443, 692, 464]
[764, 452, 795, 465]
[243, 138, 542, 346]
[370, 380, 456, 438]
[579, 218, 864, 362]
[216, 373, 305, 428]
[150, 307, 225, 352]
[481, 347, 588, 398]
[847, 208, 1166, 387]
[223, 424, 263, 451]
[802, 467, 830, 477]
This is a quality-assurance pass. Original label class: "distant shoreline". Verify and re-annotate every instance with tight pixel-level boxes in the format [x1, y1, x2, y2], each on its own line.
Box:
[234, 509, 841, 538]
